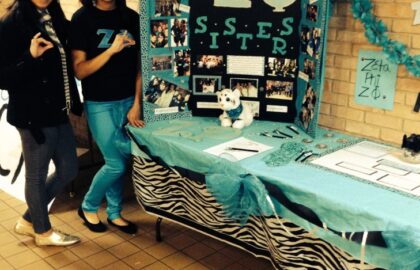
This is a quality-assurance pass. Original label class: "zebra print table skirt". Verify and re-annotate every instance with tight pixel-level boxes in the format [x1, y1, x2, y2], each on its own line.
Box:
[132, 156, 384, 270]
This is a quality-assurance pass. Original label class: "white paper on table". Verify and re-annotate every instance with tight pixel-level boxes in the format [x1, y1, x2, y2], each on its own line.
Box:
[204, 137, 272, 161]
[311, 141, 420, 196]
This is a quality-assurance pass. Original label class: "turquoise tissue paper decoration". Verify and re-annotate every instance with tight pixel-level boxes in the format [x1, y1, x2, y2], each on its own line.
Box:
[206, 160, 274, 225]
[351, 0, 420, 77]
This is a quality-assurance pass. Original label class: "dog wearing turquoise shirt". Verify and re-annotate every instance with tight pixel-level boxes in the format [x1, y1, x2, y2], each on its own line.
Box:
[216, 88, 253, 129]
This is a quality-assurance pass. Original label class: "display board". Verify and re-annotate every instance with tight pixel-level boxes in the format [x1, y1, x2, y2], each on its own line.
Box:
[140, 0, 330, 136]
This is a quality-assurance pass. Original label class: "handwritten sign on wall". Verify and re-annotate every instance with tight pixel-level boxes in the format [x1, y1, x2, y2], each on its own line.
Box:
[355, 50, 398, 110]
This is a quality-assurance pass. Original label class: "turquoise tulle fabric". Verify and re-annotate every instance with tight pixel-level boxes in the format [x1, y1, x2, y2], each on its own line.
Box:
[205, 159, 273, 225]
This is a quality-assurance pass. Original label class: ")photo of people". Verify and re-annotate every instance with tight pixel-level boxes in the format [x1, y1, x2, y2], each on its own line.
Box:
[266, 57, 297, 78]
[150, 20, 169, 48]
[170, 18, 188, 47]
[152, 56, 172, 71]
[154, 0, 181, 17]
[173, 49, 191, 77]
[265, 80, 294, 100]
[196, 55, 224, 74]
[230, 78, 258, 98]
[306, 4, 318, 22]
[145, 76, 191, 111]
[193, 76, 221, 95]
[303, 58, 316, 80]
[300, 26, 322, 58]
[300, 83, 317, 130]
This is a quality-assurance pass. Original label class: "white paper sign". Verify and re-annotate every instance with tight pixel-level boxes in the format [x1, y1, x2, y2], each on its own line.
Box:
[412, 2, 420, 25]
[204, 137, 272, 161]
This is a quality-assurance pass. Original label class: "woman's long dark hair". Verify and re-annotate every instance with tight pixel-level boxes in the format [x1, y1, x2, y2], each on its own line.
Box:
[5, 0, 68, 38]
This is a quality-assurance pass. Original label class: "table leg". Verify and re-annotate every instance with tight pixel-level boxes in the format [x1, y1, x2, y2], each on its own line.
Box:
[156, 217, 163, 242]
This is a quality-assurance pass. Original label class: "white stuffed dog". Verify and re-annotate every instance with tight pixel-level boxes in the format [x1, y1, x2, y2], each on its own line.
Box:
[216, 88, 253, 129]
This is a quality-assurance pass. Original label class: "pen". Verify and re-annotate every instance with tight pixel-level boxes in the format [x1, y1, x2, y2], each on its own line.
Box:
[260, 132, 285, 139]
[295, 150, 312, 161]
[287, 125, 300, 135]
[226, 147, 259, 153]
[273, 129, 293, 138]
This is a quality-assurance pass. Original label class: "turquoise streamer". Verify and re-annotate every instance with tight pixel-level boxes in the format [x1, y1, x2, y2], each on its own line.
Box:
[351, 0, 420, 77]
[205, 160, 273, 225]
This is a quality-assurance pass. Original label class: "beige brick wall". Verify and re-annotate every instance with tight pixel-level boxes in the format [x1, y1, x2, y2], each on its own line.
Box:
[322, 0, 420, 145]
[1, 0, 419, 146]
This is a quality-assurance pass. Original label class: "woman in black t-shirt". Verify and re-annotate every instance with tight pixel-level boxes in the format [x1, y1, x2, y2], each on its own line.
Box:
[69, 0, 144, 234]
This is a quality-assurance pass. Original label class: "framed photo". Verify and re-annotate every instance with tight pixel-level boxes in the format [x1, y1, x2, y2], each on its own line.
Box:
[229, 78, 259, 98]
[145, 76, 191, 112]
[300, 26, 322, 58]
[154, 0, 181, 17]
[170, 18, 189, 47]
[151, 56, 172, 71]
[303, 58, 316, 80]
[266, 57, 298, 78]
[193, 75, 222, 95]
[150, 20, 169, 48]
[299, 83, 317, 130]
[196, 55, 224, 74]
[265, 80, 294, 100]
[306, 4, 318, 22]
[173, 49, 191, 77]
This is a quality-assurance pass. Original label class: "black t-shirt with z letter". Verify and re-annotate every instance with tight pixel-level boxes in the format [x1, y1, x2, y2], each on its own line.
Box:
[69, 7, 139, 101]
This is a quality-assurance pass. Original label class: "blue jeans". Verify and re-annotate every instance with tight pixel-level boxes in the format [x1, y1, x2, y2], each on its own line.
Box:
[18, 123, 78, 233]
[82, 97, 133, 220]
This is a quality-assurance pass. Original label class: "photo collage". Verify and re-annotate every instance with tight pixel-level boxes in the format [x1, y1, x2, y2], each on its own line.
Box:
[192, 55, 298, 100]
[148, 0, 191, 113]
[298, 2, 322, 131]
[190, 53, 299, 118]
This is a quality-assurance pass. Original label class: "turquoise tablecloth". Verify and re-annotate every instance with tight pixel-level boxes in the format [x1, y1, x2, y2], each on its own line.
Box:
[127, 117, 420, 270]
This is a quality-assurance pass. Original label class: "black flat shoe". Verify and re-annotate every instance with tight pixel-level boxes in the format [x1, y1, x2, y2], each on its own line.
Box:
[107, 218, 137, 235]
[78, 207, 107, 233]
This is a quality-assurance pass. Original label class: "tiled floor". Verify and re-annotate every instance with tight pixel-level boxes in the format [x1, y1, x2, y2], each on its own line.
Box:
[0, 170, 274, 269]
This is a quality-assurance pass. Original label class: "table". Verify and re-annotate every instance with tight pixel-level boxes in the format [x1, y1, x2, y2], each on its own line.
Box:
[127, 117, 420, 270]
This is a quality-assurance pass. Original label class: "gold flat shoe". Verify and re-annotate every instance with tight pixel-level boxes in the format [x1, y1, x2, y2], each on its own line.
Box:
[14, 220, 35, 237]
[35, 230, 80, 246]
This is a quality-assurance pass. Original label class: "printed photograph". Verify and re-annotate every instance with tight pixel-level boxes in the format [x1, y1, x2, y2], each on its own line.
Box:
[173, 49, 191, 77]
[300, 83, 317, 130]
[196, 55, 224, 73]
[300, 26, 322, 58]
[145, 76, 191, 111]
[152, 56, 172, 71]
[154, 0, 181, 17]
[230, 78, 258, 98]
[150, 20, 169, 48]
[303, 58, 316, 80]
[266, 57, 297, 78]
[170, 18, 188, 47]
[193, 76, 221, 95]
[306, 4, 318, 22]
[265, 80, 294, 100]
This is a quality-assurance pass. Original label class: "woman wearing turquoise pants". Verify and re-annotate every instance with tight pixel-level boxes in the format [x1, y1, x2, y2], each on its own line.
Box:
[69, 0, 144, 234]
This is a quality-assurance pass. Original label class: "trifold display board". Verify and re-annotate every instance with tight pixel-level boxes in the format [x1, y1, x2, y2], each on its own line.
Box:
[140, 0, 330, 137]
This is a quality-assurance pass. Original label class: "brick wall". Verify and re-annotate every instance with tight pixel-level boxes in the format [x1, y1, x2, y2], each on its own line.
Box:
[322, 0, 420, 145]
[1, 0, 419, 146]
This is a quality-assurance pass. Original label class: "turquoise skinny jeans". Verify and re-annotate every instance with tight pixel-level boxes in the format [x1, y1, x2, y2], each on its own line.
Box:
[82, 97, 133, 220]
